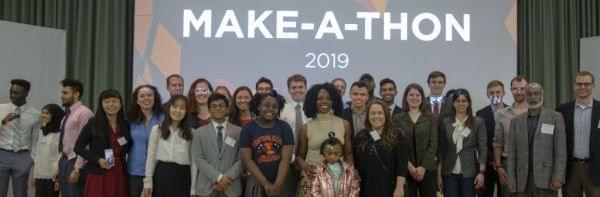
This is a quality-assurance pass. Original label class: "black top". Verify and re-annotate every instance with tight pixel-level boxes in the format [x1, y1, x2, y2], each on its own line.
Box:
[75, 118, 131, 174]
[527, 115, 539, 166]
[354, 130, 408, 197]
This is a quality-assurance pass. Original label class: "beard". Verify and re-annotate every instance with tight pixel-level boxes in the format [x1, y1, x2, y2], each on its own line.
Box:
[527, 97, 544, 109]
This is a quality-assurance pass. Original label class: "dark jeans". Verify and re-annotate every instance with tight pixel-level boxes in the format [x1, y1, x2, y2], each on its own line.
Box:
[58, 156, 86, 197]
[479, 164, 502, 197]
[443, 173, 476, 197]
[35, 179, 58, 197]
[407, 170, 437, 197]
[127, 175, 144, 197]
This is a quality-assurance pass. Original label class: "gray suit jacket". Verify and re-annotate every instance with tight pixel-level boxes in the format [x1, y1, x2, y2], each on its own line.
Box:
[192, 121, 243, 196]
[438, 116, 487, 177]
[505, 108, 566, 192]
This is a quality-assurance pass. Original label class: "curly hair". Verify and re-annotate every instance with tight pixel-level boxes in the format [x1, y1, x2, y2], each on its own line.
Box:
[250, 90, 286, 117]
[303, 82, 343, 118]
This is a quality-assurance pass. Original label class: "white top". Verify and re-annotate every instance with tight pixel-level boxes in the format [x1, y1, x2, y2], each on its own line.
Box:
[0, 103, 41, 151]
[451, 118, 470, 174]
[280, 99, 310, 156]
[144, 125, 195, 193]
[33, 131, 61, 179]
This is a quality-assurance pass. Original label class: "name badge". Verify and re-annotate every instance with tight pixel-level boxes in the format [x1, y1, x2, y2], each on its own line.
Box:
[541, 123, 555, 135]
[117, 137, 127, 146]
[597, 121, 600, 129]
[225, 137, 236, 148]
[370, 131, 381, 141]
[68, 152, 77, 160]
[461, 128, 472, 137]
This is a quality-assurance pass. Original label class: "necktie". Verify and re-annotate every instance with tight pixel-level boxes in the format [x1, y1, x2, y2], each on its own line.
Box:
[294, 104, 303, 134]
[217, 125, 223, 151]
[433, 100, 440, 118]
[58, 108, 71, 152]
[12, 107, 22, 152]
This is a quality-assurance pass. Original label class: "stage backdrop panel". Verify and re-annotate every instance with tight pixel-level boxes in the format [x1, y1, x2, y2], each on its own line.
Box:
[0, 20, 66, 110]
[134, 0, 516, 109]
[580, 36, 600, 100]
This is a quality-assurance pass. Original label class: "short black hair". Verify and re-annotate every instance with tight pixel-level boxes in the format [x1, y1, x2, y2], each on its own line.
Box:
[255, 77, 273, 90]
[251, 90, 286, 117]
[319, 134, 343, 156]
[10, 79, 31, 93]
[60, 79, 84, 98]
[207, 93, 230, 108]
[379, 78, 396, 90]
[304, 83, 343, 118]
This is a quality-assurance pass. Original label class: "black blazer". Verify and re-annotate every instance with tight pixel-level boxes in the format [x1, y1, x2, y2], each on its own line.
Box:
[75, 118, 131, 174]
[476, 104, 507, 164]
[392, 105, 402, 116]
[556, 99, 600, 186]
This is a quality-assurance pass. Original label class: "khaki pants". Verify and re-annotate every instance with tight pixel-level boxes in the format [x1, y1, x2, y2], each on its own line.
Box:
[563, 161, 600, 197]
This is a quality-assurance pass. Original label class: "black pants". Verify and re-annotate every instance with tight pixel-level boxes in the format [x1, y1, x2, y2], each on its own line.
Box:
[35, 179, 58, 197]
[479, 164, 501, 197]
[153, 161, 190, 197]
[407, 170, 437, 197]
[128, 175, 144, 197]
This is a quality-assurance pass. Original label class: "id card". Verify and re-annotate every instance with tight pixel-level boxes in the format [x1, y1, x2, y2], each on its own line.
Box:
[117, 137, 127, 146]
[370, 131, 381, 141]
[541, 123, 555, 135]
[225, 136, 236, 147]
[104, 149, 115, 166]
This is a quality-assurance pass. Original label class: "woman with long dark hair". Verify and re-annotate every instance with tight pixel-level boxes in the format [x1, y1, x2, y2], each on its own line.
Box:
[354, 100, 407, 197]
[229, 86, 254, 127]
[125, 85, 163, 197]
[74, 90, 130, 197]
[240, 91, 294, 197]
[187, 78, 214, 129]
[142, 95, 194, 197]
[437, 89, 487, 197]
[33, 104, 64, 197]
[393, 83, 438, 197]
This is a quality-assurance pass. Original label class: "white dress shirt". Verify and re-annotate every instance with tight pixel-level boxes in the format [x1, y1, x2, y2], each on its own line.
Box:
[144, 125, 195, 192]
[0, 103, 40, 151]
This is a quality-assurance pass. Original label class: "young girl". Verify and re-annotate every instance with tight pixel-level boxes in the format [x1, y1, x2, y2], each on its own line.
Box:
[142, 95, 195, 197]
[239, 91, 294, 197]
[311, 135, 360, 197]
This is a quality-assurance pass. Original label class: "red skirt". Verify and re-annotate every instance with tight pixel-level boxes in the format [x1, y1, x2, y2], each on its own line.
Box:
[83, 159, 127, 197]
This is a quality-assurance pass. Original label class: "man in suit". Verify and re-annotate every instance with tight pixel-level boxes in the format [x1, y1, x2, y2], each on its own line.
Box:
[476, 80, 508, 197]
[506, 82, 566, 196]
[342, 81, 369, 138]
[380, 78, 402, 116]
[191, 93, 243, 197]
[556, 71, 600, 197]
[426, 71, 449, 119]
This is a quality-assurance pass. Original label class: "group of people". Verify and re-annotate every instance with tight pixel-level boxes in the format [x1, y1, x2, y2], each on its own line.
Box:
[0, 70, 598, 197]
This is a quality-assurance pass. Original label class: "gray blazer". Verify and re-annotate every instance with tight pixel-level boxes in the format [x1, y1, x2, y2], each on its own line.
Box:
[505, 108, 566, 192]
[438, 116, 487, 177]
[192, 121, 243, 196]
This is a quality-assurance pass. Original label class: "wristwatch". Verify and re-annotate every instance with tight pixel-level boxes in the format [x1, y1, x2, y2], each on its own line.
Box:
[73, 168, 80, 173]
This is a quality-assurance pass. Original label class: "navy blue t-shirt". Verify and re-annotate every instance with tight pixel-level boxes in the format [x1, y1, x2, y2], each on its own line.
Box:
[239, 119, 294, 182]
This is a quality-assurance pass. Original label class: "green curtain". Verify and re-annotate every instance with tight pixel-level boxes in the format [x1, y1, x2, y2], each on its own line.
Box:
[519, 0, 600, 108]
[0, 0, 133, 109]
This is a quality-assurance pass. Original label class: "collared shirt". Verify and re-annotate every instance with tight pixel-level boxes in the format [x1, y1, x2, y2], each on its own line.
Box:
[127, 113, 163, 176]
[491, 104, 499, 120]
[63, 102, 94, 169]
[144, 125, 193, 189]
[213, 120, 227, 142]
[0, 103, 41, 151]
[429, 96, 444, 113]
[388, 104, 399, 116]
[352, 108, 366, 136]
[280, 99, 309, 149]
[574, 101, 593, 158]
[493, 106, 518, 157]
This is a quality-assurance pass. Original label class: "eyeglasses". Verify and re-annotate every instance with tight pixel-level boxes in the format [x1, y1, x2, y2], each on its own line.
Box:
[575, 83, 593, 88]
[209, 103, 227, 109]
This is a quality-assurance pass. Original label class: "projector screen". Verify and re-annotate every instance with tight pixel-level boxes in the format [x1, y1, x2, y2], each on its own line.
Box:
[134, 0, 516, 109]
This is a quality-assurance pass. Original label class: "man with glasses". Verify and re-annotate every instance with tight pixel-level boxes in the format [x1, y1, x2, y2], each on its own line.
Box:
[557, 71, 600, 197]
[492, 76, 529, 196]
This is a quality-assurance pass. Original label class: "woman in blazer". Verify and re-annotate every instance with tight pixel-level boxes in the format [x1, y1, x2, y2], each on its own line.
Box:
[393, 83, 438, 197]
[436, 89, 487, 197]
[75, 89, 131, 197]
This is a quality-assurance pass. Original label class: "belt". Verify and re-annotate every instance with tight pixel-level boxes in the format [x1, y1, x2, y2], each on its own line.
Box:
[0, 148, 29, 153]
[573, 158, 589, 163]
